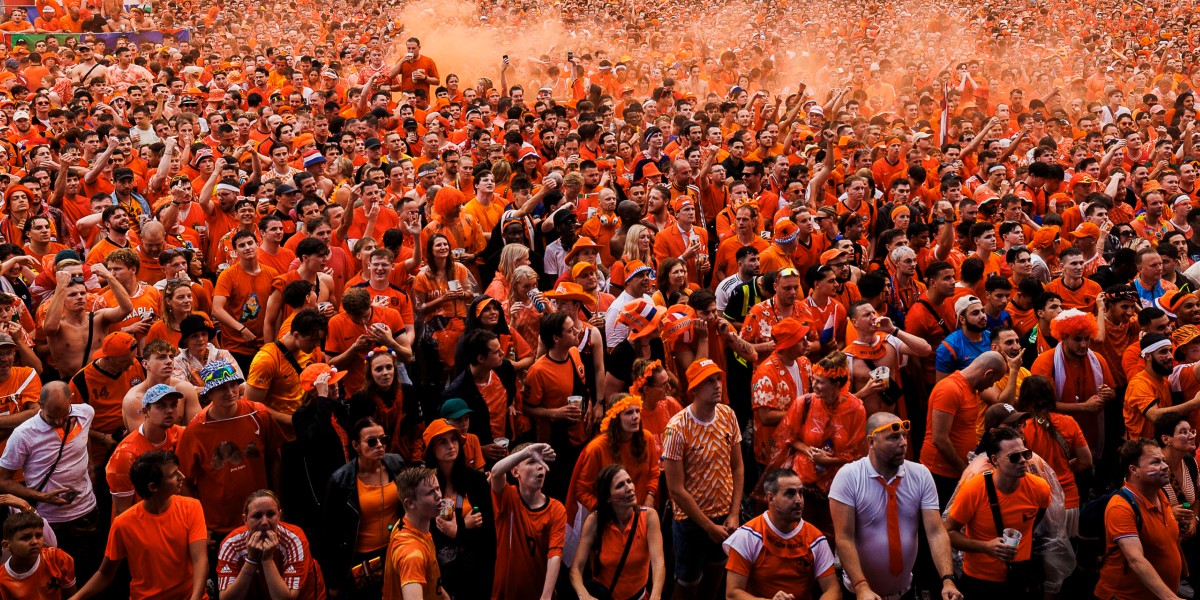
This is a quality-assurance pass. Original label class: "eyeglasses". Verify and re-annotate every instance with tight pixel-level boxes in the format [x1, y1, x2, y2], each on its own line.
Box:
[1005, 449, 1034, 464]
[364, 435, 391, 448]
[870, 420, 911, 436]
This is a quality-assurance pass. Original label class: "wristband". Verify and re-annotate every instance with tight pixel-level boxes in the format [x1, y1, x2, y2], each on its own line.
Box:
[941, 574, 957, 583]
[850, 579, 868, 590]
[244, 558, 259, 566]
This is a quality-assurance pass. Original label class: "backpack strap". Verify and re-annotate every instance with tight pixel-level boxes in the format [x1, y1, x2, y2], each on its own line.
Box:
[1115, 487, 1143, 532]
[984, 471, 1005, 535]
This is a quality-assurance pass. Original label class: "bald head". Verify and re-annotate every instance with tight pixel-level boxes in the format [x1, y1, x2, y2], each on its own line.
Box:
[866, 411, 901, 435]
[140, 220, 165, 243]
[39, 381, 69, 407]
[617, 200, 643, 222]
[961, 351, 1007, 389]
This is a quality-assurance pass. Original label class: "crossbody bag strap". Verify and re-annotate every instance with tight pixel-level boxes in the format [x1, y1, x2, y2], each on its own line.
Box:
[915, 299, 952, 335]
[273, 340, 304, 375]
[608, 508, 640, 591]
[33, 421, 71, 494]
[984, 471, 1005, 535]
[80, 312, 95, 375]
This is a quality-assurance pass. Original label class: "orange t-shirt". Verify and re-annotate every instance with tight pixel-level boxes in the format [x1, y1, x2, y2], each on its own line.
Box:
[919, 372, 980, 479]
[1046, 277, 1102, 314]
[257, 245, 297, 275]
[714, 235, 769, 283]
[1095, 486, 1182, 599]
[0, 547, 75, 599]
[70, 360, 146, 435]
[491, 484, 566, 600]
[175, 400, 285, 534]
[213, 264, 279, 357]
[1023, 414, 1088, 509]
[383, 520, 441, 600]
[324, 306, 405, 395]
[93, 283, 160, 336]
[757, 244, 795, 276]
[105, 496, 208, 599]
[524, 351, 587, 447]
[105, 425, 185, 501]
[1124, 370, 1172, 440]
[948, 472, 1051, 582]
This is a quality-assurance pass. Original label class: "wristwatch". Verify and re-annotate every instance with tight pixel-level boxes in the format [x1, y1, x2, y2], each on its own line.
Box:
[942, 574, 957, 583]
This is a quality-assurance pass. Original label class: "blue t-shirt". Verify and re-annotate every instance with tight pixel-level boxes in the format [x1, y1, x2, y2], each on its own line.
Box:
[936, 330, 993, 374]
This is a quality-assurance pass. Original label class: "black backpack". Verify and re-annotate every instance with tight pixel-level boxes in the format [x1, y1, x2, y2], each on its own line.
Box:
[1079, 487, 1141, 541]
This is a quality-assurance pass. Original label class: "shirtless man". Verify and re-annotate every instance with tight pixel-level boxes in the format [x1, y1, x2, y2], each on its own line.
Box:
[845, 300, 931, 416]
[68, 43, 107, 86]
[121, 338, 200, 432]
[42, 264, 133, 379]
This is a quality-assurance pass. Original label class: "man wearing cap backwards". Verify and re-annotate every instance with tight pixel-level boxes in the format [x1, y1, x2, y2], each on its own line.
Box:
[935, 295, 993, 380]
[663, 358, 742, 600]
[70, 329, 144, 467]
[106, 383, 184, 517]
[43, 264, 134, 380]
[1125, 333, 1200, 440]
[177, 360, 284, 541]
[68, 43, 106, 86]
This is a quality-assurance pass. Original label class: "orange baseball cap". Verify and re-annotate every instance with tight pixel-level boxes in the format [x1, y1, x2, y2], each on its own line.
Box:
[299, 363, 347, 391]
[1068, 222, 1101, 240]
[94, 332, 136, 359]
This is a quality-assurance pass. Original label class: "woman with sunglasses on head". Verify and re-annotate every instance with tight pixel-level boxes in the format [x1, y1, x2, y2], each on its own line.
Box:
[145, 279, 202, 348]
[321, 417, 405, 597]
[218, 489, 326, 600]
[421, 418, 496, 600]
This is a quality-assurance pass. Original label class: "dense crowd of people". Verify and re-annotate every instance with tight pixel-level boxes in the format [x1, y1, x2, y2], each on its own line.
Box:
[0, 0, 1194, 598]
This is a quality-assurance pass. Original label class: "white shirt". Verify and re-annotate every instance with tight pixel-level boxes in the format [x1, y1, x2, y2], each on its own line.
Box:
[827, 457, 939, 596]
[544, 239, 567, 276]
[716, 273, 747, 312]
[604, 290, 651, 348]
[0, 403, 97, 523]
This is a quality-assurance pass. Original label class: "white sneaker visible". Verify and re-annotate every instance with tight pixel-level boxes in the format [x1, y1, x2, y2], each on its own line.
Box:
[1180, 579, 1195, 600]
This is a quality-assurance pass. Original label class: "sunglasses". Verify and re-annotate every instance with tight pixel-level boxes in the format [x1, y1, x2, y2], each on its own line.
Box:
[1005, 449, 1034, 464]
[778, 267, 801, 278]
[69, 275, 84, 285]
[870, 420, 911, 436]
[364, 435, 391, 448]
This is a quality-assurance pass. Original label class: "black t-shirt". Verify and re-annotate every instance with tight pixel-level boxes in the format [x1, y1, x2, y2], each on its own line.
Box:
[604, 338, 665, 389]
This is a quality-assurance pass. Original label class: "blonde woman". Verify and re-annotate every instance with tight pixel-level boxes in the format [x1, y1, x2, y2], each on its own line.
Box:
[610, 224, 657, 296]
[507, 265, 547, 352]
[485, 243, 531, 305]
